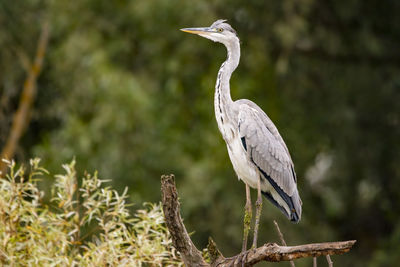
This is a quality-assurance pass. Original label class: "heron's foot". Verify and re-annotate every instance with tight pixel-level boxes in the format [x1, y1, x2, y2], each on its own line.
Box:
[252, 197, 263, 248]
[242, 203, 252, 252]
[231, 249, 250, 267]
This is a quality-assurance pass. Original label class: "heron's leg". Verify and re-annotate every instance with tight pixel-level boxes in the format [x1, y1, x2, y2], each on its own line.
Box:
[242, 184, 252, 252]
[252, 176, 262, 248]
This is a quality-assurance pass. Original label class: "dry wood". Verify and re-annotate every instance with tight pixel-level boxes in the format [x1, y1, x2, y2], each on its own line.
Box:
[160, 174, 356, 267]
[0, 22, 50, 174]
[273, 220, 295, 267]
[216, 240, 355, 266]
[326, 254, 333, 267]
[161, 174, 208, 266]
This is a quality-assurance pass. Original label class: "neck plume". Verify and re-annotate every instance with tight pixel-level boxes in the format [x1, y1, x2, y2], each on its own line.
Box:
[214, 38, 241, 138]
[216, 38, 240, 110]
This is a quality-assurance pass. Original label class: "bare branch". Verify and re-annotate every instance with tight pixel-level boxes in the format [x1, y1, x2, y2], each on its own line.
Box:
[217, 241, 356, 266]
[161, 174, 208, 266]
[274, 220, 295, 267]
[0, 21, 50, 174]
[160, 174, 356, 267]
[326, 254, 333, 267]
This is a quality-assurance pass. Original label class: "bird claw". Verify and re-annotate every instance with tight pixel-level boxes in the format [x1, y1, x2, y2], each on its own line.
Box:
[231, 249, 251, 267]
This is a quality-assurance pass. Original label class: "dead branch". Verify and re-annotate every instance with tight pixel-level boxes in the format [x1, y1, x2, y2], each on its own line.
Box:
[274, 220, 295, 267]
[160, 174, 356, 266]
[326, 254, 333, 267]
[161, 174, 208, 266]
[216, 240, 355, 266]
[0, 22, 50, 174]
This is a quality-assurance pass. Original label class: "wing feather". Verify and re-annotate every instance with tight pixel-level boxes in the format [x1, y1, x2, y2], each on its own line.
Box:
[238, 103, 297, 196]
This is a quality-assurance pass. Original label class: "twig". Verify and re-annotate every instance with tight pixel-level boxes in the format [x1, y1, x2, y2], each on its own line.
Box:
[326, 254, 333, 267]
[273, 220, 295, 267]
[160, 174, 356, 267]
[0, 21, 50, 174]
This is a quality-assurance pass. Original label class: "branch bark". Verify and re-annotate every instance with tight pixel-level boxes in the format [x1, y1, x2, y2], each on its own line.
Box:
[217, 240, 355, 266]
[161, 174, 208, 266]
[161, 174, 356, 266]
[0, 22, 50, 174]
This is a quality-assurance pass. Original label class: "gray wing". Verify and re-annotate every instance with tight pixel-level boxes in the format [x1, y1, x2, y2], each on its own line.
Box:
[237, 101, 297, 196]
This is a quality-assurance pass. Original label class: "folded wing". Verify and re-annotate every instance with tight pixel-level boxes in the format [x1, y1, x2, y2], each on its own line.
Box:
[237, 100, 302, 221]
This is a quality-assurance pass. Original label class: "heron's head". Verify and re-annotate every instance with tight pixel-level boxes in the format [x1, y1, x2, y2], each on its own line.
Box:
[181, 19, 239, 46]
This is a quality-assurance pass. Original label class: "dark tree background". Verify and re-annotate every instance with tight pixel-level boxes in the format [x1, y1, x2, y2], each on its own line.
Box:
[1, 0, 399, 266]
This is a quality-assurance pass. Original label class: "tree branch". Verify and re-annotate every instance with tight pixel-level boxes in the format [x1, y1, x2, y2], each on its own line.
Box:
[161, 174, 208, 266]
[217, 240, 356, 266]
[160, 174, 356, 266]
[326, 254, 333, 267]
[274, 220, 295, 267]
[0, 22, 50, 175]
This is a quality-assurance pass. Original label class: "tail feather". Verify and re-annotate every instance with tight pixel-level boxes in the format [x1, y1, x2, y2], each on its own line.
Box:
[262, 190, 301, 223]
[290, 190, 302, 222]
[257, 167, 302, 223]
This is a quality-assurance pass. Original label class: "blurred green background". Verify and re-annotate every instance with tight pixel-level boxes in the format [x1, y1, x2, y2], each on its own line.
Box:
[1, 0, 399, 266]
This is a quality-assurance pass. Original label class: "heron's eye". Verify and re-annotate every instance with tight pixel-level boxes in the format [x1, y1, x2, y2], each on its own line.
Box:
[217, 28, 224, 33]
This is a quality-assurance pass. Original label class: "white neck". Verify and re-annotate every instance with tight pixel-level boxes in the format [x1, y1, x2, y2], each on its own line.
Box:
[214, 38, 241, 138]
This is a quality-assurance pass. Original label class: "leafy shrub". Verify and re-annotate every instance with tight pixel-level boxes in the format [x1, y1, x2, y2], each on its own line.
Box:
[0, 159, 182, 266]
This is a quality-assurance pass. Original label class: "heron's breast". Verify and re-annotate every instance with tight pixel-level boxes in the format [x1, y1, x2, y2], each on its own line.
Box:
[226, 135, 259, 189]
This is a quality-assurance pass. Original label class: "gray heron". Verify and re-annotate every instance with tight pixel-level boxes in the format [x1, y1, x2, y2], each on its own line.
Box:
[181, 20, 302, 251]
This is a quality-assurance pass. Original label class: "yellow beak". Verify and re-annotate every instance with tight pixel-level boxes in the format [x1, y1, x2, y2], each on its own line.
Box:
[180, 27, 214, 35]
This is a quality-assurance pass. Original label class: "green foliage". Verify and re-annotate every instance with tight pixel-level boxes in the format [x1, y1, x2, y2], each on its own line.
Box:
[0, 159, 182, 266]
